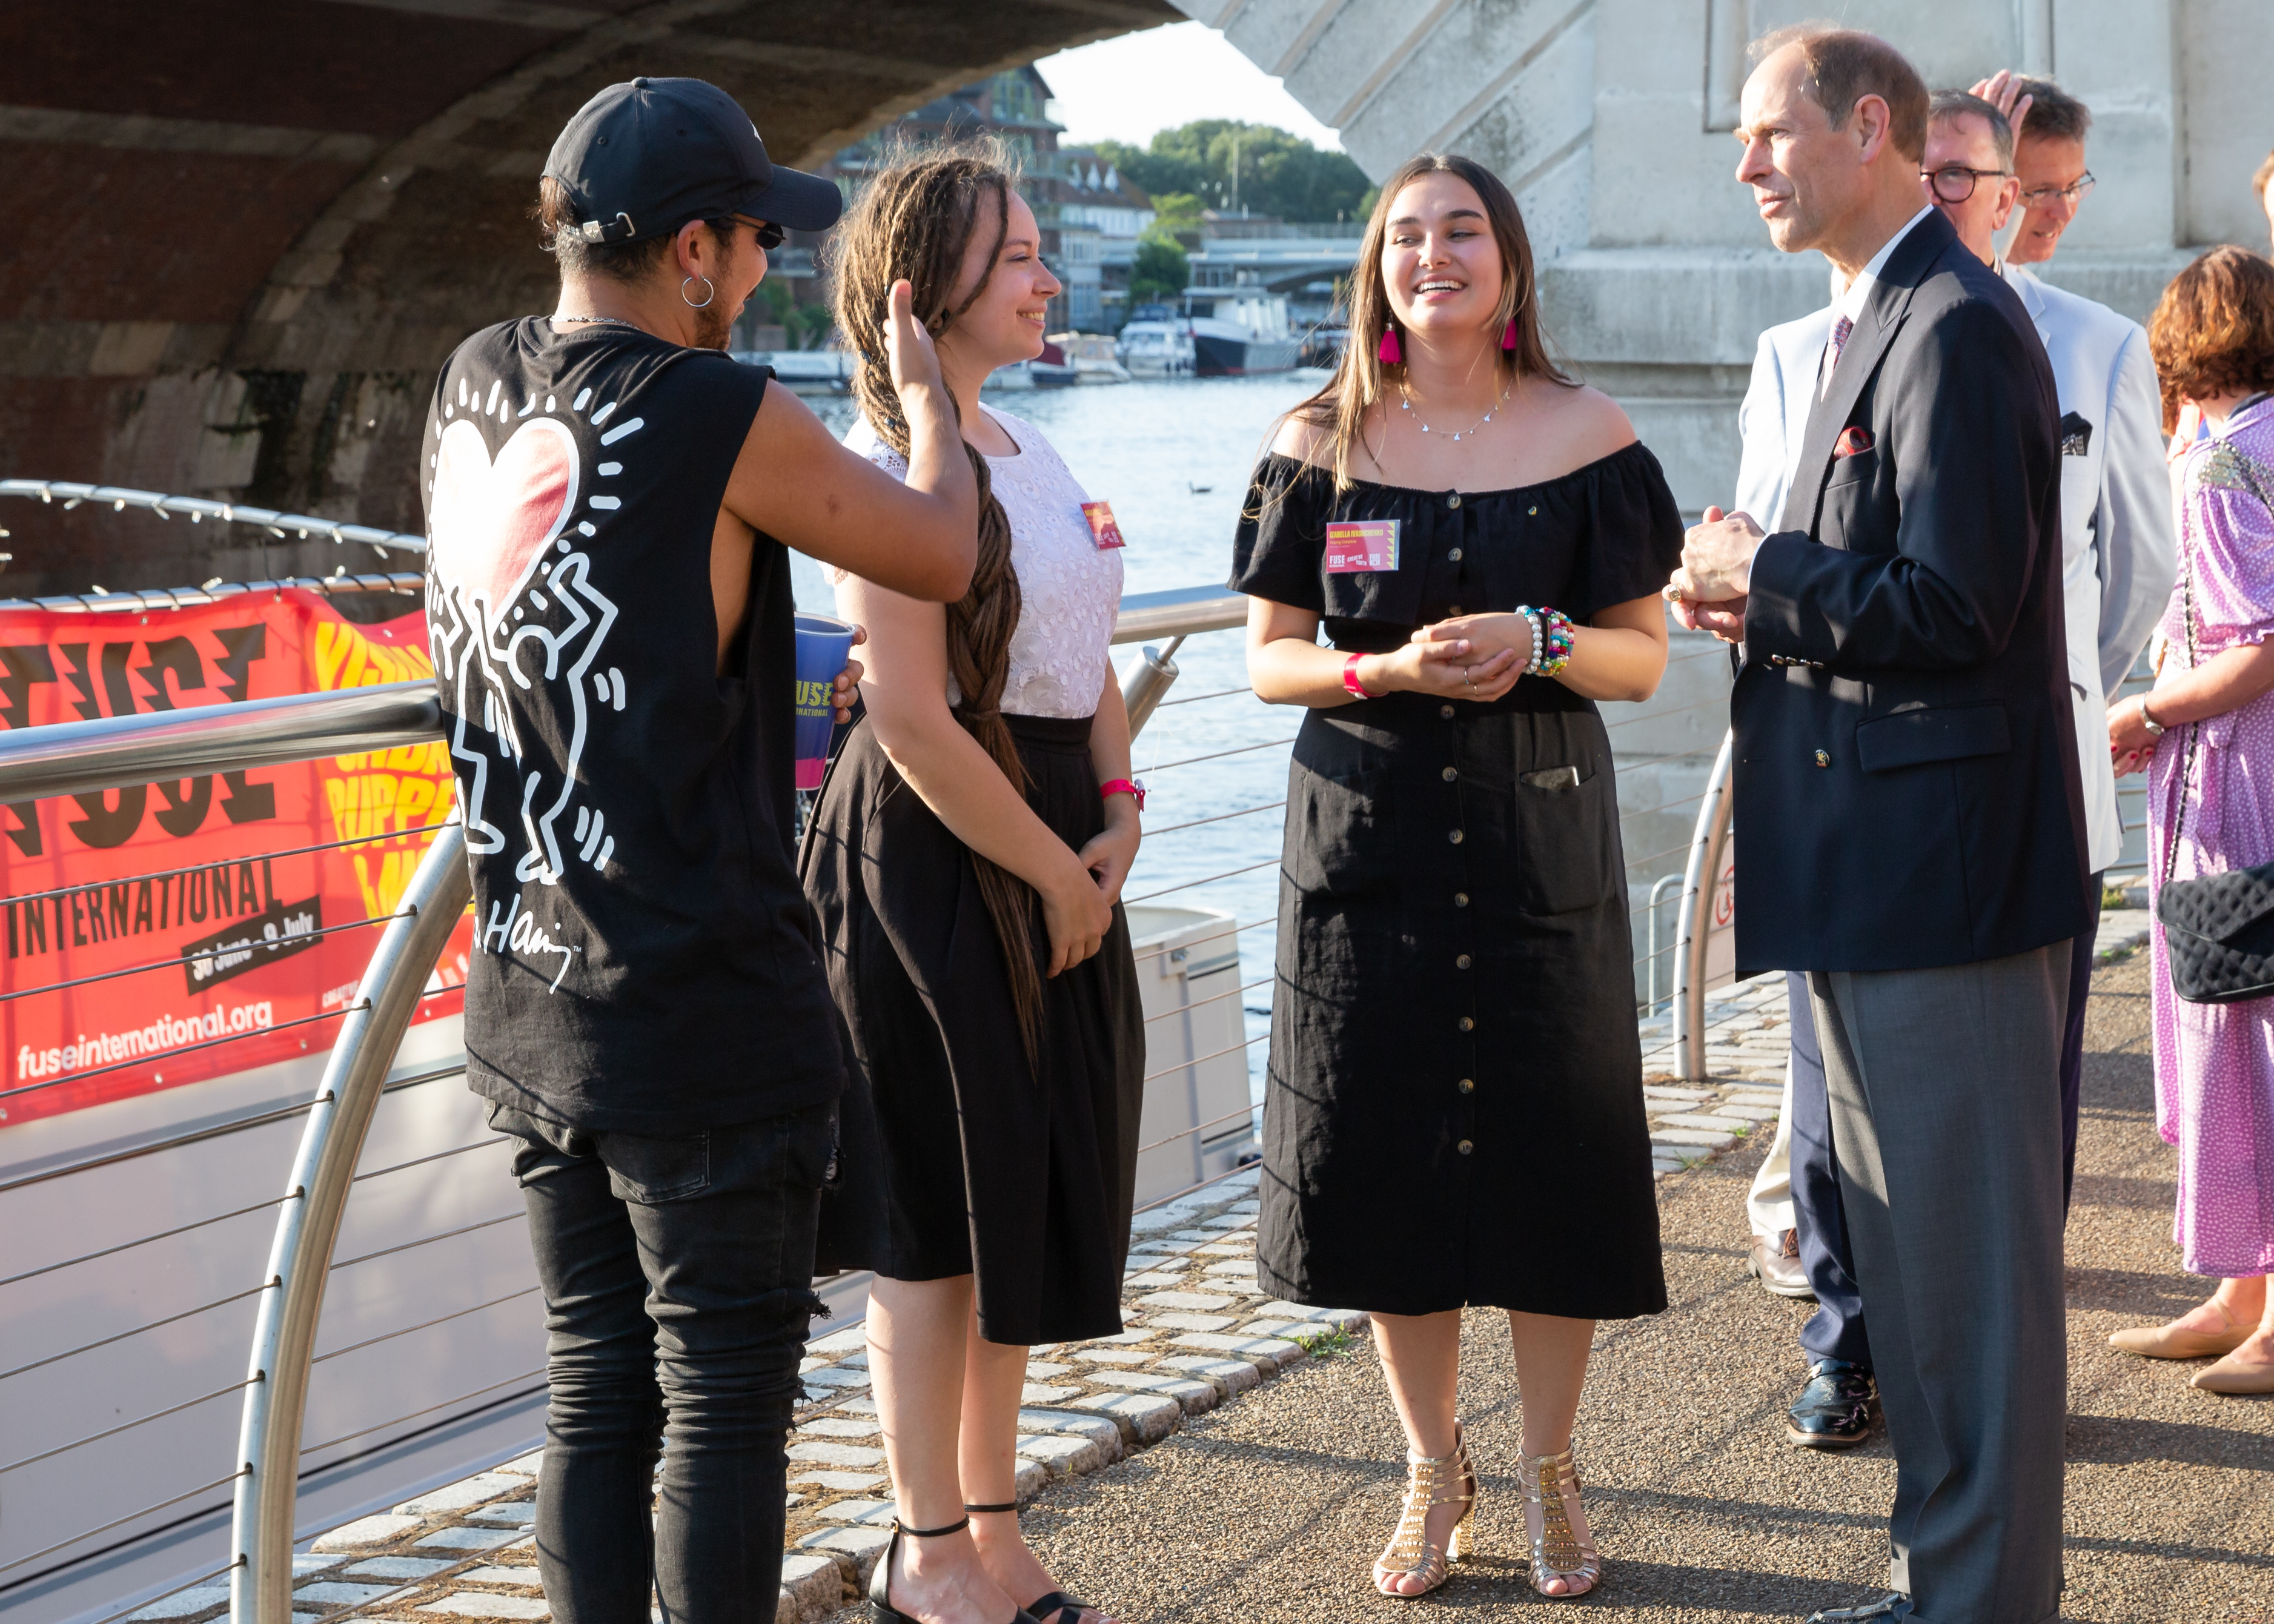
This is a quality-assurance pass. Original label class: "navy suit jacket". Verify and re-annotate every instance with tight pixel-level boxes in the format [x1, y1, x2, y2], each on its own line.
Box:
[1733, 207, 2090, 975]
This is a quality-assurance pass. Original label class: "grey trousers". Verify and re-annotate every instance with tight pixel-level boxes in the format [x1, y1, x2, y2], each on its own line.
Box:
[1807, 943, 2069, 1624]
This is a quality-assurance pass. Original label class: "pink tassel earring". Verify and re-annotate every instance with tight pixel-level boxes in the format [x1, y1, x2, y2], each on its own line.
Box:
[1502, 317, 1519, 351]
[1377, 325, 1402, 365]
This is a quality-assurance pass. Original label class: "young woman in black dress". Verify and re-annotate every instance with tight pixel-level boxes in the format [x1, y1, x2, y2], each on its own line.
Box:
[802, 149, 1142, 1624]
[1231, 153, 1679, 1601]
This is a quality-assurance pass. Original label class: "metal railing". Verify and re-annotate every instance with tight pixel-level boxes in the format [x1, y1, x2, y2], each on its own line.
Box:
[0, 575, 1757, 1624]
[0, 481, 427, 560]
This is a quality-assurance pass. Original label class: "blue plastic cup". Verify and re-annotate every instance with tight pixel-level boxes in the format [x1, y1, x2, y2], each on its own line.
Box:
[793, 612, 859, 789]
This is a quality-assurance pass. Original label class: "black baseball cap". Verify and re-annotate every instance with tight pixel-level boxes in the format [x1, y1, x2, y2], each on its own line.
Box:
[544, 76, 843, 244]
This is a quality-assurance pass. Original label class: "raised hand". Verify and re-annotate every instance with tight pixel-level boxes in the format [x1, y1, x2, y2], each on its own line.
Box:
[883, 278, 946, 399]
[1968, 70, 2035, 136]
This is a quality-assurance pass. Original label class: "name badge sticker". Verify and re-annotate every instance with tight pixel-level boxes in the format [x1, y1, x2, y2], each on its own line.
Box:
[1324, 519, 1400, 574]
[1081, 500, 1126, 549]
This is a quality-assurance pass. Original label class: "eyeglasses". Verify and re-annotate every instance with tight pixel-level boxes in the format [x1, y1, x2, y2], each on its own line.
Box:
[2018, 173, 2095, 209]
[1921, 165, 2010, 203]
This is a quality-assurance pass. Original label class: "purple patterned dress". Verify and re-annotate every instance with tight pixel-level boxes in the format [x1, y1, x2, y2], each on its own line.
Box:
[2147, 396, 2274, 1278]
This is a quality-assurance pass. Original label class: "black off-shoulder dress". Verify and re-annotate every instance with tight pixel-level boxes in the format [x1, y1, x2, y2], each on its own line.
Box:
[1230, 443, 1683, 1321]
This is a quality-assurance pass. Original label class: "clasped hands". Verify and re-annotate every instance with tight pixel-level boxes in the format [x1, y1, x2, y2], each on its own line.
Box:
[1669, 505, 1764, 643]
[1369, 612, 1533, 702]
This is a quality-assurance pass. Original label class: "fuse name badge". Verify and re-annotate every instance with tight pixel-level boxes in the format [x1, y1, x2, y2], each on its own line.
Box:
[1324, 519, 1400, 574]
[1080, 500, 1126, 549]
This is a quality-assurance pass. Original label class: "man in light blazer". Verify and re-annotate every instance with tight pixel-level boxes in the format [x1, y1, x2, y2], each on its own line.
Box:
[1926, 87, 2176, 1196]
[1676, 28, 2085, 1624]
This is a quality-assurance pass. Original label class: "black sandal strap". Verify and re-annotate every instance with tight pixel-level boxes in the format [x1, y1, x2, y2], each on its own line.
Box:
[964, 1501, 1019, 1514]
[1025, 1591, 1095, 1624]
[895, 1515, 971, 1539]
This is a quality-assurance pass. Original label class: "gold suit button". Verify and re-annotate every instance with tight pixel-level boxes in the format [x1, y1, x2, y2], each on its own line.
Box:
[1457, 1078, 1474, 1094]
[1454, 892, 1469, 906]
[1457, 1015, 1474, 1032]
[1456, 954, 1472, 970]
[1448, 829, 1464, 845]
[1457, 1139, 1474, 1155]
[1442, 766, 1458, 781]
[1814, 749, 1831, 767]
[1440, 704, 1456, 720]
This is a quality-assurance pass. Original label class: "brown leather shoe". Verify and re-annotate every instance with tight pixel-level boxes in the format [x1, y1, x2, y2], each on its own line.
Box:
[1748, 1229, 1815, 1300]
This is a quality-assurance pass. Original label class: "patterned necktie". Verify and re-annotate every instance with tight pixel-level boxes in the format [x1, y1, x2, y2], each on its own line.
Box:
[1821, 314, 1854, 401]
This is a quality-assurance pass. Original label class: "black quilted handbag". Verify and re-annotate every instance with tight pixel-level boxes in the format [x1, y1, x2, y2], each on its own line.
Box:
[2154, 458, 2274, 1003]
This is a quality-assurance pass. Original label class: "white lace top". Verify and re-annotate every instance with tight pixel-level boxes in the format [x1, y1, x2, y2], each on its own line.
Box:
[837, 403, 1123, 719]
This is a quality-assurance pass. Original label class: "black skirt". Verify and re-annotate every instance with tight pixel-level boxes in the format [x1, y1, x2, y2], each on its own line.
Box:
[1259, 691, 1668, 1321]
[800, 711, 1145, 1346]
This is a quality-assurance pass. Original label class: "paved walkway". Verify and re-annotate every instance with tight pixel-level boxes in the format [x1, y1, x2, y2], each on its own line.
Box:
[191, 935, 2270, 1624]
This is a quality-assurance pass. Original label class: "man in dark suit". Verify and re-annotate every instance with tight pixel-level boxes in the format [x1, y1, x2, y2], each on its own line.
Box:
[1672, 26, 2088, 1624]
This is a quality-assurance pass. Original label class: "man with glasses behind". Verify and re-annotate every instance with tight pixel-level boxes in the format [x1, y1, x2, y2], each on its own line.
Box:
[1969, 70, 2095, 266]
[1924, 85, 2173, 1201]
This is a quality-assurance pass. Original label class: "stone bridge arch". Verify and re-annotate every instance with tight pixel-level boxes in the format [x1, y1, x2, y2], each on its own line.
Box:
[0, 0, 1175, 593]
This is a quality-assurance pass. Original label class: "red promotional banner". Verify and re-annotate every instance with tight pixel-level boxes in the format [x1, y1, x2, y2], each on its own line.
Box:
[0, 590, 469, 1129]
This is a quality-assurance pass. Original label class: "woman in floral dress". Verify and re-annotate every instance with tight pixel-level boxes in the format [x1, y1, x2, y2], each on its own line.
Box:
[2107, 246, 2274, 1395]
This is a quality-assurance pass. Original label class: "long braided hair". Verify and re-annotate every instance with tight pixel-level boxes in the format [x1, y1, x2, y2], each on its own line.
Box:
[831, 141, 1045, 1070]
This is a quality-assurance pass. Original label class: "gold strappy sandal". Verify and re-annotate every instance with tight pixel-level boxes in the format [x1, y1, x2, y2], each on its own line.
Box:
[1517, 1445, 1602, 1598]
[1371, 1426, 1478, 1599]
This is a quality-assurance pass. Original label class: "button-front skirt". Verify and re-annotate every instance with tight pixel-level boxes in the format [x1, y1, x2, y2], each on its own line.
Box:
[1258, 691, 1669, 1320]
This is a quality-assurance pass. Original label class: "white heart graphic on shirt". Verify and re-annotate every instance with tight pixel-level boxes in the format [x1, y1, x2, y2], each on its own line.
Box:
[430, 415, 581, 612]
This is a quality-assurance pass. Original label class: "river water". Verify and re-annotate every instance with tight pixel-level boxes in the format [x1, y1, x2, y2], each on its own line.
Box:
[791, 371, 1330, 1114]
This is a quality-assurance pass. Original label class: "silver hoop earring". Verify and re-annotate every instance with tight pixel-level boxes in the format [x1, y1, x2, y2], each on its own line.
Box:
[681, 275, 716, 310]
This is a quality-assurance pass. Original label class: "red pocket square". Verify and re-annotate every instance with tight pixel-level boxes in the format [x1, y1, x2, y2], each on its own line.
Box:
[1835, 426, 1874, 458]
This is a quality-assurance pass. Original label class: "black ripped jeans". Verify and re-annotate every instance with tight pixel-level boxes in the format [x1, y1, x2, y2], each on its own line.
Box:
[489, 1100, 833, 1624]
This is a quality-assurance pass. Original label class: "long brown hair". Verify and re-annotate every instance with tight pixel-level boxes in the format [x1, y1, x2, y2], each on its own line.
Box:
[830, 141, 1046, 1070]
[1287, 153, 1572, 491]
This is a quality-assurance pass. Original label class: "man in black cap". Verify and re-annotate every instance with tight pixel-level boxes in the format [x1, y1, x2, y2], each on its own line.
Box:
[420, 77, 976, 1624]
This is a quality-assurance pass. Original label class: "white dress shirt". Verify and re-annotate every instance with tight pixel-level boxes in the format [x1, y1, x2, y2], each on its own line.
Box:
[1817, 207, 1936, 399]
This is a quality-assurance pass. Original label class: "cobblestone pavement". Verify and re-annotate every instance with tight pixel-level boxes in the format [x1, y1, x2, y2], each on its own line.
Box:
[178, 922, 2267, 1624]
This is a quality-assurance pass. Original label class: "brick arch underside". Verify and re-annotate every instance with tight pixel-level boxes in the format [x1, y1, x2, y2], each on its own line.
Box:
[0, 0, 1174, 595]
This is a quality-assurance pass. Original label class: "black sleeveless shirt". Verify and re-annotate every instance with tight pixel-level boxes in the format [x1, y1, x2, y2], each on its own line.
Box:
[420, 317, 842, 1132]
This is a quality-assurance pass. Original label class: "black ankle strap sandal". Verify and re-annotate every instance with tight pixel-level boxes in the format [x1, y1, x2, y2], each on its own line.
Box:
[867, 1516, 1041, 1624]
[961, 1504, 1098, 1624]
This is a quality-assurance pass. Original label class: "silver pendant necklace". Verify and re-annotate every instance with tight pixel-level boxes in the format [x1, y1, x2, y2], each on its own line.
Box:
[1399, 379, 1511, 443]
[557, 314, 635, 327]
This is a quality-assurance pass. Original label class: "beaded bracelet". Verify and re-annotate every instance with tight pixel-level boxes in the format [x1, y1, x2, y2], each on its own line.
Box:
[1516, 607, 1545, 674]
[1513, 605, 1575, 678]
[1536, 607, 1576, 677]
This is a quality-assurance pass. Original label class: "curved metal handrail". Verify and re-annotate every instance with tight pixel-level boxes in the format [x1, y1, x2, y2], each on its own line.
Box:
[0, 480, 428, 555]
[1672, 730, 1735, 1082]
[1112, 585, 1244, 646]
[228, 822, 471, 1624]
[0, 681, 442, 804]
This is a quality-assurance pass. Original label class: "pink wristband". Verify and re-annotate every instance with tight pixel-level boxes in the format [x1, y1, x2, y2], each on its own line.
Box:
[1343, 652, 1378, 700]
[1099, 778, 1145, 812]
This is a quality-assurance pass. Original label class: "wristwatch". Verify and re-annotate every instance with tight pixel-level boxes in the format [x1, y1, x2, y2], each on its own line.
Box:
[2139, 699, 2166, 738]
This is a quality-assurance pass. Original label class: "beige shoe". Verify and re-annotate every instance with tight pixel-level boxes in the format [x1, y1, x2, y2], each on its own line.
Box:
[1371, 1425, 1477, 1599]
[2107, 1302, 2250, 1361]
[1517, 1445, 1602, 1599]
[2191, 1349, 2274, 1394]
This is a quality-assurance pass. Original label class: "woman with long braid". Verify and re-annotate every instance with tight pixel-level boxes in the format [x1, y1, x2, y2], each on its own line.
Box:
[800, 145, 1143, 1624]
